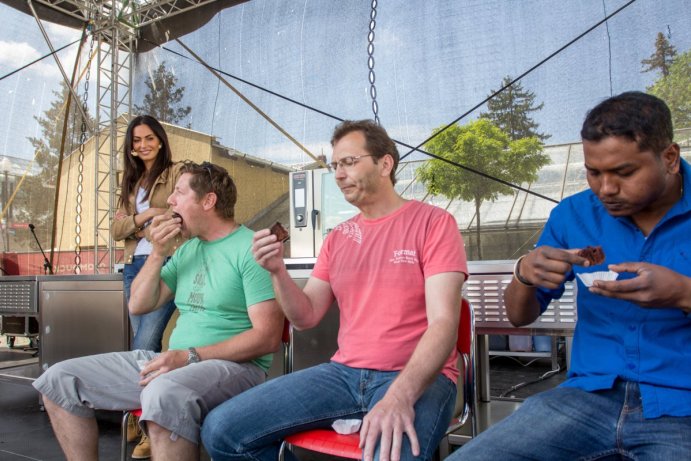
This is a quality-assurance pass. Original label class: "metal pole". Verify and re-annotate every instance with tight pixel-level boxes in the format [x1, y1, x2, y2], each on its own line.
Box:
[3, 169, 8, 252]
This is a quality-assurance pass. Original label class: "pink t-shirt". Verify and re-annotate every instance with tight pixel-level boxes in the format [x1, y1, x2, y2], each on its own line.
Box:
[312, 200, 468, 383]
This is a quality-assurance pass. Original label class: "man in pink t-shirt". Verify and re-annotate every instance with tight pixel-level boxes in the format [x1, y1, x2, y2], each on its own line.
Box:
[202, 120, 468, 461]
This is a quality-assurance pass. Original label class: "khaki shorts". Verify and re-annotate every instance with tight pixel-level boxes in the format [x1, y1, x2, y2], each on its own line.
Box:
[33, 350, 265, 443]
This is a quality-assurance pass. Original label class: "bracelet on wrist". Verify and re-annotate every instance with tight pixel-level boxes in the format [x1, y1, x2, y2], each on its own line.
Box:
[513, 254, 535, 287]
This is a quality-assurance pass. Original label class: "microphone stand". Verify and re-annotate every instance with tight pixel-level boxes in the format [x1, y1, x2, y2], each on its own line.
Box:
[29, 224, 53, 275]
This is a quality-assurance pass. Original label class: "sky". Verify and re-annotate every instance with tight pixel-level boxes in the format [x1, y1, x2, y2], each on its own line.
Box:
[0, 0, 689, 167]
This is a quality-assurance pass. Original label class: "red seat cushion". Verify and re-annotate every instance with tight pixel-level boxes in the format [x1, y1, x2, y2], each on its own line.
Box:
[285, 429, 362, 459]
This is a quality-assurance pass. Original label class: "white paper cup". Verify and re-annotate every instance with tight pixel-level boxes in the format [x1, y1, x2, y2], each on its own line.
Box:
[577, 270, 618, 287]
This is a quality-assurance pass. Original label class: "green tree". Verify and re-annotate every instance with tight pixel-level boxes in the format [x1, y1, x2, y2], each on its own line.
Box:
[417, 119, 549, 259]
[481, 76, 550, 142]
[641, 32, 677, 77]
[134, 62, 191, 125]
[15, 81, 92, 251]
[647, 49, 690, 129]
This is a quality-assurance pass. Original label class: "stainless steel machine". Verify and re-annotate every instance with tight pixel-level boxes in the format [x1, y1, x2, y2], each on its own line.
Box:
[285, 259, 340, 371]
[289, 169, 358, 258]
[286, 168, 354, 367]
[37, 274, 128, 372]
[0, 274, 128, 372]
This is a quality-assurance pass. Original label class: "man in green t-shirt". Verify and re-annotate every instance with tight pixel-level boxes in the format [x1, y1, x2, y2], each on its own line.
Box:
[34, 161, 283, 461]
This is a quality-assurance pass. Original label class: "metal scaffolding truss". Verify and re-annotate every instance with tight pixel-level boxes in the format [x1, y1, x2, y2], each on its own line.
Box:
[93, 13, 134, 273]
[22, 0, 221, 272]
[120, 0, 219, 27]
[29, 0, 100, 23]
[28, 0, 218, 26]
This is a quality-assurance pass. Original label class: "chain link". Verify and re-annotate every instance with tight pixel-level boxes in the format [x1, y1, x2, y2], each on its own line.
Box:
[74, 30, 93, 274]
[367, 0, 379, 125]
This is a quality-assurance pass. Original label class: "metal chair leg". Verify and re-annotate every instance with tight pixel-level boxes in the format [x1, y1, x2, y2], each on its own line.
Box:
[278, 440, 288, 461]
[121, 411, 131, 461]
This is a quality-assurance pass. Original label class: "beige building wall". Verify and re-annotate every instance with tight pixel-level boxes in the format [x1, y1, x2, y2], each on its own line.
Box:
[53, 118, 291, 260]
[211, 147, 290, 223]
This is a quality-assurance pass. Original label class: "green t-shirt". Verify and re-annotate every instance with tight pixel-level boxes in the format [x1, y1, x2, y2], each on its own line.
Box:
[161, 225, 276, 372]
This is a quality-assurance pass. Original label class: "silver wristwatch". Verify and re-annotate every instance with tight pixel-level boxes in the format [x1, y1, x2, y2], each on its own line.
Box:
[186, 347, 201, 365]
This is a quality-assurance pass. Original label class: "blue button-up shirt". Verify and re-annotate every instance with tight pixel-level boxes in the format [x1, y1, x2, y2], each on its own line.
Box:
[535, 159, 691, 418]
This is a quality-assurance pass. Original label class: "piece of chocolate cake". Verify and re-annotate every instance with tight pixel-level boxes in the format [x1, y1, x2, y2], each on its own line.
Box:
[577, 245, 605, 265]
[171, 212, 183, 225]
[270, 221, 289, 242]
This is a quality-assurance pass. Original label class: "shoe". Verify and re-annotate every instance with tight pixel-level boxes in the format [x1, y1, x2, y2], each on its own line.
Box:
[131, 434, 151, 459]
[126, 414, 141, 442]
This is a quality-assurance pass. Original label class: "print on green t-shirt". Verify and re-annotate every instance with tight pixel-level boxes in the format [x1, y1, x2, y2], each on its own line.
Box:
[160, 226, 276, 371]
[187, 262, 208, 313]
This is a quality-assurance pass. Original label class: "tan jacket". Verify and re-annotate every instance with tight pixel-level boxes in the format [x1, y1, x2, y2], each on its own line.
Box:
[112, 162, 185, 264]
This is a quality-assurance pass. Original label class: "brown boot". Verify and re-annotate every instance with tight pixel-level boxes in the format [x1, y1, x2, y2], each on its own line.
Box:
[126, 414, 142, 442]
[131, 433, 151, 459]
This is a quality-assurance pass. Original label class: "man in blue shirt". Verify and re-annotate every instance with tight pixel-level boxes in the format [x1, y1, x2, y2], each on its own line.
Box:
[450, 91, 691, 460]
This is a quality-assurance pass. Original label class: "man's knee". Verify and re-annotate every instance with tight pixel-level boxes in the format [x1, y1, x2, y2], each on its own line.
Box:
[200, 413, 221, 454]
[140, 376, 195, 414]
[201, 408, 236, 457]
[33, 359, 82, 407]
[41, 394, 62, 414]
[146, 419, 171, 440]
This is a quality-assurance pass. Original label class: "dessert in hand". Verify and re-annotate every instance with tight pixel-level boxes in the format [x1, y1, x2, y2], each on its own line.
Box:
[270, 221, 289, 242]
[171, 212, 183, 225]
[577, 245, 605, 266]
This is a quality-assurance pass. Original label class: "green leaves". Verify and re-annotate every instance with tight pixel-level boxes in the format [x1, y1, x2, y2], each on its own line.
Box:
[418, 117, 550, 259]
[419, 118, 548, 204]
[647, 49, 690, 129]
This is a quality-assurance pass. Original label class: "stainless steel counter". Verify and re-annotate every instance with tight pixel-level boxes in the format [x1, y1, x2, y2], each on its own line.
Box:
[36, 274, 128, 372]
[0, 274, 128, 372]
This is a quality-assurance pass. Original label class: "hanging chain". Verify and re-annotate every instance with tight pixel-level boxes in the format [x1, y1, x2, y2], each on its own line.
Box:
[367, 0, 380, 125]
[74, 29, 94, 274]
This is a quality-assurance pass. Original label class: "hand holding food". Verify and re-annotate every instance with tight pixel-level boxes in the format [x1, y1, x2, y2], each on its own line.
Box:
[270, 221, 289, 242]
[577, 245, 605, 266]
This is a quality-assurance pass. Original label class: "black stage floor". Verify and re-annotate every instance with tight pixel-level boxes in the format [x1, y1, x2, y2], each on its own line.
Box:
[0, 347, 124, 461]
[0, 346, 566, 460]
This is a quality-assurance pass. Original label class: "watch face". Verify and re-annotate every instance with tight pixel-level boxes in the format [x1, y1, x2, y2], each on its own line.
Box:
[187, 348, 200, 364]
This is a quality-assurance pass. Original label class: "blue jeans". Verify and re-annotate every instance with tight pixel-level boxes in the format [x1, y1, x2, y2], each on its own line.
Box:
[201, 361, 457, 461]
[123, 255, 176, 352]
[449, 380, 691, 460]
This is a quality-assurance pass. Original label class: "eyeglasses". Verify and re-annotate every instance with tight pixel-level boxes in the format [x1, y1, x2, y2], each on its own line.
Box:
[328, 155, 374, 171]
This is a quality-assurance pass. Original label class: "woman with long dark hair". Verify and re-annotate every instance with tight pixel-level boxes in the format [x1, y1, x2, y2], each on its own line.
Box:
[112, 115, 183, 458]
